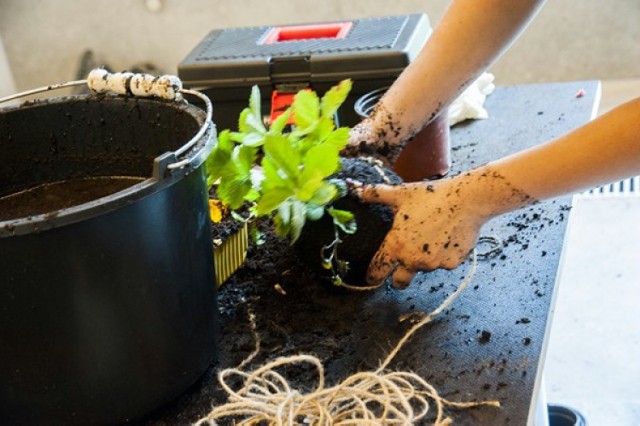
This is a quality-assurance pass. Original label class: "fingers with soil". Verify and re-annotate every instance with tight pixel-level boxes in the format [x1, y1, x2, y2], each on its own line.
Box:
[358, 183, 401, 205]
[366, 239, 398, 286]
[390, 264, 416, 289]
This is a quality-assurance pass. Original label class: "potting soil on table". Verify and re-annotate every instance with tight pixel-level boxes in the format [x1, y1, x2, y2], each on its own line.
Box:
[139, 81, 599, 425]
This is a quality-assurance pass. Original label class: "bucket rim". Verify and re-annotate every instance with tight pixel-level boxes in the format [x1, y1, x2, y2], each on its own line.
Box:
[0, 94, 216, 237]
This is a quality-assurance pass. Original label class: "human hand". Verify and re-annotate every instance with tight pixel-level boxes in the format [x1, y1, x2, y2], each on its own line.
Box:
[343, 117, 404, 167]
[355, 177, 490, 289]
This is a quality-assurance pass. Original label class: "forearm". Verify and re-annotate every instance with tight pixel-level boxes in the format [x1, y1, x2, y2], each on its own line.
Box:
[373, 0, 546, 143]
[357, 97, 640, 280]
[471, 97, 640, 218]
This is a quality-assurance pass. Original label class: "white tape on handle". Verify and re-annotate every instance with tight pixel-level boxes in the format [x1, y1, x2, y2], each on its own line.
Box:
[87, 69, 183, 101]
[0, 69, 213, 172]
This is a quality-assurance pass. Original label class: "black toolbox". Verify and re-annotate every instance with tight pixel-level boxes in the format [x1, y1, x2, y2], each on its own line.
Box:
[178, 14, 432, 129]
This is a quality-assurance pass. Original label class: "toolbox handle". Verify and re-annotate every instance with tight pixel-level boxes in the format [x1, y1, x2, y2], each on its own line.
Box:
[261, 22, 353, 44]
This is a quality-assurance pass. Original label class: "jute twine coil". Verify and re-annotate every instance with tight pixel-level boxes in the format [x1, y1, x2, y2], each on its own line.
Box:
[196, 250, 501, 425]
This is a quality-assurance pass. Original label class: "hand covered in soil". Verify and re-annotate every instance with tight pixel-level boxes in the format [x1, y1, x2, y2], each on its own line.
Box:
[353, 177, 491, 289]
[343, 115, 405, 167]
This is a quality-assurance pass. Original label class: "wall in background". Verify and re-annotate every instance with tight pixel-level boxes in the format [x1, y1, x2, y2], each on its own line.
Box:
[1, 0, 639, 90]
[0, 34, 16, 97]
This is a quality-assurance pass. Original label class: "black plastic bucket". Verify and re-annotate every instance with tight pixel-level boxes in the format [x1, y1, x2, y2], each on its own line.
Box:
[548, 404, 588, 426]
[0, 94, 218, 423]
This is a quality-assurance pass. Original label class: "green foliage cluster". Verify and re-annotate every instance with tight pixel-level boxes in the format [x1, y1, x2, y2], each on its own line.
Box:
[205, 80, 356, 243]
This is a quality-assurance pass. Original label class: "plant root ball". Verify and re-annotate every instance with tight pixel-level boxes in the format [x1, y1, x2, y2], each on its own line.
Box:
[295, 157, 403, 286]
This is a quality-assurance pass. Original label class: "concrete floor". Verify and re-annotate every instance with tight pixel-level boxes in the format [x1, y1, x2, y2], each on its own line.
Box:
[544, 195, 640, 425]
[543, 79, 640, 425]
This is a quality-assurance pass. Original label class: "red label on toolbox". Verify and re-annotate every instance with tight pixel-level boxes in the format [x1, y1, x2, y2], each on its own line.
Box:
[261, 22, 353, 44]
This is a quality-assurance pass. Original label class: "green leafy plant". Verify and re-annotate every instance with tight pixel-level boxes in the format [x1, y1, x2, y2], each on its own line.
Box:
[205, 80, 357, 246]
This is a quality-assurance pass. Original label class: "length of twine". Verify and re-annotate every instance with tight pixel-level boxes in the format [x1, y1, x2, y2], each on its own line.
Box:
[195, 250, 500, 425]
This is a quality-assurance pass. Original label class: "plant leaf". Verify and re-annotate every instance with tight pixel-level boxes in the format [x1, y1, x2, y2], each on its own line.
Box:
[301, 144, 341, 180]
[269, 107, 291, 134]
[218, 176, 252, 210]
[263, 134, 301, 181]
[216, 129, 235, 150]
[313, 116, 336, 142]
[288, 120, 318, 139]
[245, 188, 260, 202]
[237, 108, 266, 135]
[321, 79, 352, 118]
[261, 157, 292, 192]
[233, 144, 257, 175]
[237, 108, 251, 134]
[274, 201, 292, 238]
[249, 85, 265, 130]
[208, 80, 356, 245]
[206, 130, 235, 185]
[323, 127, 350, 151]
[256, 187, 292, 216]
[206, 148, 229, 185]
[296, 175, 323, 202]
[206, 149, 231, 185]
[289, 200, 307, 243]
[237, 87, 266, 135]
[328, 178, 348, 198]
[240, 132, 266, 147]
[306, 203, 325, 221]
[273, 200, 307, 243]
[292, 90, 319, 130]
[308, 182, 338, 206]
[328, 207, 357, 234]
[296, 143, 340, 202]
[245, 113, 267, 137]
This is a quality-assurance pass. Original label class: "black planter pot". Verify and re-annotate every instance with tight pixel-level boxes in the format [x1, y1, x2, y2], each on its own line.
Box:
[0, 95, 218, 424]
[548, 404, 587, 426]
[295, 157, 402, 287]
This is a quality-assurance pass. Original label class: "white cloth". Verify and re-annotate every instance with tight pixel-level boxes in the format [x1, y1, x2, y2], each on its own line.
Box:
[448, 72, 495, 126]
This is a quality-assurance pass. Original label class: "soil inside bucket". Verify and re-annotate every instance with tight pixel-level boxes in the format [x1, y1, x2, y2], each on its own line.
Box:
[0, 176, 144, 221]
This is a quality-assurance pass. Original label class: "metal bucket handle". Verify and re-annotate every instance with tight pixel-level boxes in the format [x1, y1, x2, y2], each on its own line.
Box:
[0, 69, 213, 175]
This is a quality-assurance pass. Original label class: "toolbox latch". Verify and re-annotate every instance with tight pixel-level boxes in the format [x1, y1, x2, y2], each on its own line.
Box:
[269, 56, 312, 83]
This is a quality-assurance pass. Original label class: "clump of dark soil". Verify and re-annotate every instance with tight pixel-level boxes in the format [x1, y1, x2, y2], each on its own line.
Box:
[294, 157, 403, 286]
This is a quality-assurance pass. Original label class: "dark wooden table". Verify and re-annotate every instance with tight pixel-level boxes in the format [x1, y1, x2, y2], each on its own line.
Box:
[147, 80, 600, 425]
